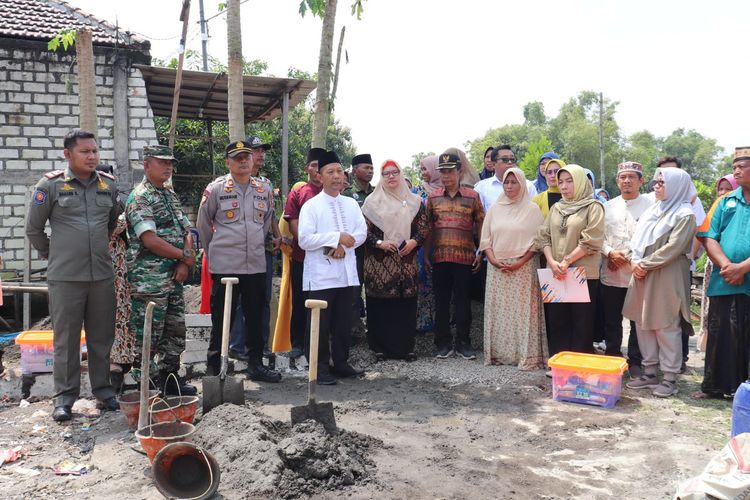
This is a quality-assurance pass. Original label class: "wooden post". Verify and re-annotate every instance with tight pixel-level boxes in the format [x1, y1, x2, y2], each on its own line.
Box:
[599, 91, 605, 190]
[169, 0, 191, 150]
[226, 0, 245, 141]
[75, 28, 97, 138]
[281, 90, 289, 197]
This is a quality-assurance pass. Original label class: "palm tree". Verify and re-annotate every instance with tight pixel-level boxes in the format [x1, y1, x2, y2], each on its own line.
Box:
[226, 0, 245, 140]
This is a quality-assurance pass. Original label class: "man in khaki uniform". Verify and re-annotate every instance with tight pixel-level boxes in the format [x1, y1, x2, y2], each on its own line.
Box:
[25, 129, 120, 422]
[197, 141, 281, 382]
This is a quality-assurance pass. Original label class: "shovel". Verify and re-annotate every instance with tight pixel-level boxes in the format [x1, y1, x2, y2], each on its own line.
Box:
[202, 277, 245, 414]
[290, 299, 337, 434]
[138, 301, 157, 431]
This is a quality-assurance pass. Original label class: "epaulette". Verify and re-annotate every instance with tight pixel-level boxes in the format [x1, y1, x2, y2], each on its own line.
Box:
[98, 171, 115, 180]
[44, 170, 64, 179]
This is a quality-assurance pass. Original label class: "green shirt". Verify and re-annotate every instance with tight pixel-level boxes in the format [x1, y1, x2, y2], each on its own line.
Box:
[699, 188, 750, 297]
[342, 181, 374, 207]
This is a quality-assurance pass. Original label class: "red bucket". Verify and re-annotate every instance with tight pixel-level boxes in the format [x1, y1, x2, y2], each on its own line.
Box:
[117, 390, 160, 429]
[135, 421, 196, 463]
[149, 396, 199, 425]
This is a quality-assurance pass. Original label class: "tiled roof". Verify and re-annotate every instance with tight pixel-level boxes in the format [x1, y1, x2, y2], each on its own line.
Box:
[0, 0, 149, 50]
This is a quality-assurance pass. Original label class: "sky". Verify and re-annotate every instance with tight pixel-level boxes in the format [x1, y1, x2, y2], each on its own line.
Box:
[71, 0, 750, 175]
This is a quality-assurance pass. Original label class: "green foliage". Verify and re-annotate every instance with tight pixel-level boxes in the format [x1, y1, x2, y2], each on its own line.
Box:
[48, 28, 76, 52]
[693, 179, 715, 214]
[351, 0, 367, 20]
[661, 128, 722, 184]
[217, 2, 226, 11]
[466, 123, 548, 170]
[518, 136, 555, 180]
[299, 0, 326, 17]
[523, 101, 546, 127]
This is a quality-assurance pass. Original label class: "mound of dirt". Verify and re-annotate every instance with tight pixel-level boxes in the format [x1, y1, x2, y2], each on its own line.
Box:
[193, 403, 381, 499]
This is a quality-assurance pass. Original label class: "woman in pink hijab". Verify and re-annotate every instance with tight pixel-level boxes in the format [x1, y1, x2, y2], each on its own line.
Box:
[412, 155, 441, 333]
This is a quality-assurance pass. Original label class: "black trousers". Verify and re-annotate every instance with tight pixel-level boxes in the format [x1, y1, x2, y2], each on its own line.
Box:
[433, 262, 472, 349]
[209, 273, 265, 369]
[701, 294, 750, 395]
[306, 286, 353, 375]
[601, 283, 642, 363]
[290, 260, 307, 350]
[546, 279, 598, 355]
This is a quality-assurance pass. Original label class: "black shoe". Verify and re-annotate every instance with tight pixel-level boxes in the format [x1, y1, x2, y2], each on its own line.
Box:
[110, 370, 124, 394]
[162, 373, 198, 396]
[247, 364, 282, 383]
[456, 344, 476, 360]
[286, 347, 303, 359]
[331, 363, 364, 378]
[52, 405, 72, 422]
[229, 349, 249, 361]
[317, 372, 337, 385]
[97, 396, 120, 411]
[263, 346, 273, 358]
[680, 361, 688, 374]
[435, 346, 454, 359]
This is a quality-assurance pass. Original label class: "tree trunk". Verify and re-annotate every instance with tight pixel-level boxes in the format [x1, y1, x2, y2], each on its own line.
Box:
[311, 0, 337, 148]
[75, 28, 97, 139]
[226, 0, 245, 141]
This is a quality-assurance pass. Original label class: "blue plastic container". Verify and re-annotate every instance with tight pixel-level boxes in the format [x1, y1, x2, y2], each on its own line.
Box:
[732, 380, 750, 437]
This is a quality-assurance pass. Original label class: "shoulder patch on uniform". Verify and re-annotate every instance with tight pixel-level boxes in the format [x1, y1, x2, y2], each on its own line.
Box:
[44, 170, 64, 179]
[32, 189, 47, 205]
[98, 171, 115, 180]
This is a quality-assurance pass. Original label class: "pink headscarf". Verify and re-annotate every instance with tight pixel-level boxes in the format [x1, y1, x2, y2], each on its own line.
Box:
[420, 155, 442, 192]
[716, 174, 739, 193]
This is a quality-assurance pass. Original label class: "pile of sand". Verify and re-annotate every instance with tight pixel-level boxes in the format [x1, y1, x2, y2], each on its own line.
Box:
[193, 403, 380, 499]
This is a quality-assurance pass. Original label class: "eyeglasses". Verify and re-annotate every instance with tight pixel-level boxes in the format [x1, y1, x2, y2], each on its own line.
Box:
[545, 169, 560, 175]
[382, 170, 400, 178]
[653, 179, 665, 187]
[497, 157, 516, 164]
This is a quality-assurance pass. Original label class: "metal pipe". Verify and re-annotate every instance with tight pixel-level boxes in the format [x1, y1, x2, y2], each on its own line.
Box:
[4, 286, 48, 293]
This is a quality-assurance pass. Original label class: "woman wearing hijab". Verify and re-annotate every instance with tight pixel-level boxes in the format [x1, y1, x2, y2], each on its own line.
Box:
[412, 155, 441, 333]
[362, 160, 429, 360]
[533, 151, 560, 194]
[537, 164, 605, 355]
[479, 146, 495, 180]
[480, 168, 547, 369]
[532, 158, 566, 218]
[623, 168, 696, 397]
[458, 148, 480, 188]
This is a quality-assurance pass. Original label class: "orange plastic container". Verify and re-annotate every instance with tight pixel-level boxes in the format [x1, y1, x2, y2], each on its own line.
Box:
[548, 351, 628, 409]
[15, 330, 86, 374]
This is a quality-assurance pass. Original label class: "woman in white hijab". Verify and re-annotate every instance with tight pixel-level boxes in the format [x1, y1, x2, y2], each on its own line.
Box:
[480, 168, 547, 369]
[362, 160, 429, 361]
[623, 167, 696, 397]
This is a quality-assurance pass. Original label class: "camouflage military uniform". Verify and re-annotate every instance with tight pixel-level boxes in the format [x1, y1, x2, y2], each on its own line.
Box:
[126, 175, 191, 378]
[342, 181, 373, 333]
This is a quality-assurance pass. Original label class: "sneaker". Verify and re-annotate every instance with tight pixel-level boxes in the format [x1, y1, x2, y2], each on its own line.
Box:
[653, 380, 678, 398]
[247, 365, 282, 383]
[456, 344, 476, 360]
[626, 374, 659, 390]
[317, 372, 337, 385]
[435, 346, 454, 359]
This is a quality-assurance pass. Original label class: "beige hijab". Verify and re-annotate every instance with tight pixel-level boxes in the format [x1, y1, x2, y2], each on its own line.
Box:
[479, 168, 543, 259]
[361, 159, 422, 243]
[458, 148, 480, 187]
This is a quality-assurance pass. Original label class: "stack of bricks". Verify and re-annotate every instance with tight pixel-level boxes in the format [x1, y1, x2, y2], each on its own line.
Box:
[0, 46, 158, 273]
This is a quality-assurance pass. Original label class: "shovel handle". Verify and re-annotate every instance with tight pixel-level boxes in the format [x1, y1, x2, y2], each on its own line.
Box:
[138, 301, 156, 431]
[220, 277, 239, 379]
[305, 299, 328, 404]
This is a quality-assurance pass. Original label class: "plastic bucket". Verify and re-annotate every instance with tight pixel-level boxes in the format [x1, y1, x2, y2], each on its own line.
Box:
[150, 396, 199, 425]
[153, 442, 221, 500]
[118, 390, 160, 429]
[135, 421, 196, 463]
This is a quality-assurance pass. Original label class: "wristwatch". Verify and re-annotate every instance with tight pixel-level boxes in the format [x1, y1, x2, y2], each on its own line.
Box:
[182, 248, 193, 262]
[376, 239, 383, 248]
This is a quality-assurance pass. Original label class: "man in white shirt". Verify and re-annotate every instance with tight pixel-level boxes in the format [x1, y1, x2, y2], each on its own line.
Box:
[474, 145, 537, 211]
[600, 162, 654, 374]
[298, 150, 367, 385]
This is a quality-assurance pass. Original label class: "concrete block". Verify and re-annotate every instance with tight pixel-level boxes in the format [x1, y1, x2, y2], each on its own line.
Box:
[0, 125, 21, 135]
[33, 115, 55, 125]
[0, 149, 19, 158]
[128, 97, 148, 108]
[23, 61, 46, 72]
[136, 128, 156, 139]
[5, 160, 28, 169]
[56, 94, 78, 104]
[47, 83, 68, 93]
[7, 114, 31, 125]
[35, 72, 56, 83]
[4, 239, 23, 249]
[22, 149, 44, 159]
[130, 108, 148, 118]
[30, 160, 53, 170]
[48, 127, 70, 137]
[23, 104, 46, 114]
[23, 82, 46, 93]
[185, 314, 213, 327]
[33, 94, 55, 104]
[46, 149, 62, 159]
[7, 92, 31, 103]
[30, 138, 52, 148]
[6, 137, 28, 147]
[0, 102, 23, 113]
[10, 71, 34, 81]
[3, 195, 26, 204]
[22, 126, 45, 136]
[48, 105, 70, 114]
[0, 81, 21, 91]
[57, 116, 78, 126]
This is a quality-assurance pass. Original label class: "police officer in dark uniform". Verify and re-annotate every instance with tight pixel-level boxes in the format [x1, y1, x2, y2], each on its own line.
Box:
[25, 129, 120, 422]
